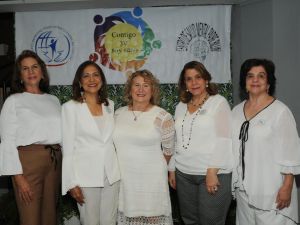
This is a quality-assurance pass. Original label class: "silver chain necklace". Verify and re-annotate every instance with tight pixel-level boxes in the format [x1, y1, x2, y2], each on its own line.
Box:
[181, 94, 209, 150]
[131, 104, 150, 121]
[132, 110, 143, 121]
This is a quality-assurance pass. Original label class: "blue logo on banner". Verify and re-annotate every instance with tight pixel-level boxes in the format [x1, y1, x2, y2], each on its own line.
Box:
[31, 26, 73, 66]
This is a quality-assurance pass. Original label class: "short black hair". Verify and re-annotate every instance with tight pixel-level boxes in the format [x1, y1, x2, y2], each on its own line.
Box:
[240, 58, 276, 97]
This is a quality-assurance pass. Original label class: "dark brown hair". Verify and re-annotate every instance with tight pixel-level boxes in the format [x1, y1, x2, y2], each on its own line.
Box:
[11, 50, 50, 94]
[72, 60, 109, 106]
[178, 61, 218, 103]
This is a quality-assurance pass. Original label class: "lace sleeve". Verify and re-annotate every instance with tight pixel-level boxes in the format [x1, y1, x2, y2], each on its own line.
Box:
[154, 110, 175, 156]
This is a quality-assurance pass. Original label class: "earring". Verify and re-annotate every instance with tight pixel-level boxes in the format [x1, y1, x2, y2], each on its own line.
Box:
[206, 83, 209, 88]
[79, 83, 85, 102]
[186, 89, 189, 92]
[20, 80, 23, 84]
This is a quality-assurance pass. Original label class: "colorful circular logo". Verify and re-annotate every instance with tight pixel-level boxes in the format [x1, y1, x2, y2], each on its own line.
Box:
[89, 7, 161, 75]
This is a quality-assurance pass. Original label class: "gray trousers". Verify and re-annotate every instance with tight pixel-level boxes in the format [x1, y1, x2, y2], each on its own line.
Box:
[175, 169, 232, 225]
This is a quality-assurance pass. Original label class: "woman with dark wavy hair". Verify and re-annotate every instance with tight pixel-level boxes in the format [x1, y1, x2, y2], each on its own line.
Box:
[61, 61, 120, 225]
[232, 58, 300, 225]
[0, 49, 62, 225]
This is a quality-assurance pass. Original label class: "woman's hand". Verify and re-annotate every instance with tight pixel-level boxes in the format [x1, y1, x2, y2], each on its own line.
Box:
[168, 171, 176, 190]
[13, 175, 33, 205]
[69, 186, 85, 205]
[276, 174, 294, 210]
[206, 168, 220, 195]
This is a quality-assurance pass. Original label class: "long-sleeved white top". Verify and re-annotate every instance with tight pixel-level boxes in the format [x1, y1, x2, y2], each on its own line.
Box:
[61, 99, 120, 195]
[232, 99, 300, 223]
[169, 94, 233, 175]
[0, 92, 62, 176]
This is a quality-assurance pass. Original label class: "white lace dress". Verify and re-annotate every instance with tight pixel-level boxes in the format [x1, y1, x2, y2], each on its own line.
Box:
[113, 105, 175, 225]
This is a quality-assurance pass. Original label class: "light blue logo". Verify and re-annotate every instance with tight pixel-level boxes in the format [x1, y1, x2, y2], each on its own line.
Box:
[31, 26, 73, 66]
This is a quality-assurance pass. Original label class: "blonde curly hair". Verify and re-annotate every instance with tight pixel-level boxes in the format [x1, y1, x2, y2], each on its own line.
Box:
[124, 70, 160, 106]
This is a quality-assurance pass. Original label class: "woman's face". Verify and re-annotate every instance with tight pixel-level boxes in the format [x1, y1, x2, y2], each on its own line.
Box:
[20, 57, 43, 90]
[246, 66, 270, 96]
[80, 65, 102, 95]
[130, 75, 152, 105]
[184, 68, 207, 97]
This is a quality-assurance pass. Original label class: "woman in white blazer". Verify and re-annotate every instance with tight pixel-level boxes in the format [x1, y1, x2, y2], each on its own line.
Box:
[61, 61, 120, 225]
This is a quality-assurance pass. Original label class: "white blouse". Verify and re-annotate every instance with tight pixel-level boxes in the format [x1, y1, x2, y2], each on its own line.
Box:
[169, 94, 233, 175]
[0, 92, 62, 175]
[232, 99, 300, 223]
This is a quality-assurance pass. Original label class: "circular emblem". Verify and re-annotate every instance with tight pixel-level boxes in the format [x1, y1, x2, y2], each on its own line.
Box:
[31, 26, 74, 66]
[90, 7, 161, 74]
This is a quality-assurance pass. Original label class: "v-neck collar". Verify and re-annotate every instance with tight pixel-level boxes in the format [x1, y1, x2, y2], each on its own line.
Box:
[243, 98, 276, 121]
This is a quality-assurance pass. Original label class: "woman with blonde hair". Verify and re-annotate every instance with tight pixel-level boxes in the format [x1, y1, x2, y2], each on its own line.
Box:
[113, 70, 175, 225]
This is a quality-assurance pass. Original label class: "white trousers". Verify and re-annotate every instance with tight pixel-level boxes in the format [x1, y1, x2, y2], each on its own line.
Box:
[236, 190, 296, 225]
[77, 178, 120, 225]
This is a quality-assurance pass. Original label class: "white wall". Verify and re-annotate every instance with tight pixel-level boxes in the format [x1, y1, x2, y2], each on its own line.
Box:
[273, 0, 300, 132]
[232, 0, 300, 132]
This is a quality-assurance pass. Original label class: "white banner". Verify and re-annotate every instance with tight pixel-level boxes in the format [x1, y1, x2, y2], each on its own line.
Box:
[15, 6, 231, 85]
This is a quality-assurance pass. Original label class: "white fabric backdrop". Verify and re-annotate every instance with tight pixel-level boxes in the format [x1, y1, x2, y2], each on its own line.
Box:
[15, 6, 231, 85]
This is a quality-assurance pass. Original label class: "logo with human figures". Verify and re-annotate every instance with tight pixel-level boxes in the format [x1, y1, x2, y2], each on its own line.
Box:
[31, 26, 74, 66]
[176, 22, 221, 62]
[89, 7, 161, 77]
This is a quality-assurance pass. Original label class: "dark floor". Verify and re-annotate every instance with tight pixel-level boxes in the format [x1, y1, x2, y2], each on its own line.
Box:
[0, 179, 237, 225]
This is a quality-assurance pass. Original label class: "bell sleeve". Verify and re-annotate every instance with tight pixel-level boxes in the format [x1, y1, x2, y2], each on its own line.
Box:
[274, 106, 300, 174]
[208, 98, 233, 170]
[0, 96, 22, 175]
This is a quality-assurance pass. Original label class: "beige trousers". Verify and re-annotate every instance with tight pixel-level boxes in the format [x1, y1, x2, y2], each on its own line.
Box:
[13, 144, 62, 225]
[78, 177, 120, 225]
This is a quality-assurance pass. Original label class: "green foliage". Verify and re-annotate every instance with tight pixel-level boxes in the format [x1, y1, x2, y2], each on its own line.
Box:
[49, 85, 73, 104]
[50, 83, 233, 114]
[58, 195, 79, 225]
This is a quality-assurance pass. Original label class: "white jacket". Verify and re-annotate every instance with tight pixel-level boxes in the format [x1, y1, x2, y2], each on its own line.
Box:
[61, 99, 120, 195]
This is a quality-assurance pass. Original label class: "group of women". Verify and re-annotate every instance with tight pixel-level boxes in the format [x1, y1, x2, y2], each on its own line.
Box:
[0, 49, 299, 225]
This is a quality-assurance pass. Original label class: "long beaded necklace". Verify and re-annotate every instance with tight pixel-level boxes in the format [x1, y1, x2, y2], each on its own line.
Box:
[181, 94, 209, 150]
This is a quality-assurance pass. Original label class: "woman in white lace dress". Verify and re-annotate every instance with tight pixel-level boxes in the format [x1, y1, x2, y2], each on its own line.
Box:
[113, 70, 175, 225]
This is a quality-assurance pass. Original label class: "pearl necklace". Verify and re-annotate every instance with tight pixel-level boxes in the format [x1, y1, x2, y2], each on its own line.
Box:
[181, 94, 209, 150]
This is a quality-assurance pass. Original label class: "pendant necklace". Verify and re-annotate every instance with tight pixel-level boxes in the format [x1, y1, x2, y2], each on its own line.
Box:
[131, 105, 149, 121]
[181, 94, 209, 150]
[132, 110, 143, 121]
